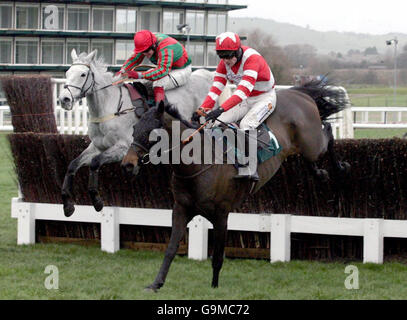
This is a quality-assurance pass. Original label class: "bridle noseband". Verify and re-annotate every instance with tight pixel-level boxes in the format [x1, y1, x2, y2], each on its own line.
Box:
[64, 63, 95, 101]
[133, 141, 151, 166]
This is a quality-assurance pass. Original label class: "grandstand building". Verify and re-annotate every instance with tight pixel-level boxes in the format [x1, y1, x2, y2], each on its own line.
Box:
[0, 0, 246, 79]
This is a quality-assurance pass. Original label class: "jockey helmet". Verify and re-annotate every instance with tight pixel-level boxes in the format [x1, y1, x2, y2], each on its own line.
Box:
[216, 32, 241, 51]
[134, 30, 157, 54]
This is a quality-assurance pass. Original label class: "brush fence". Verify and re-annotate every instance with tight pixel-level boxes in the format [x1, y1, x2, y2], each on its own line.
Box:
[11, 197, 407, 264]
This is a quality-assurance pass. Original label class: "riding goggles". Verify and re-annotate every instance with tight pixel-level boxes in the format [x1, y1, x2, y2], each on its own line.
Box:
[217, 50, 236, 60]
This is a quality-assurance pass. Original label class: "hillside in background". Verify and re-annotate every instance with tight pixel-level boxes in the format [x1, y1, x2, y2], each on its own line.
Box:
[228, 17, 407, 55]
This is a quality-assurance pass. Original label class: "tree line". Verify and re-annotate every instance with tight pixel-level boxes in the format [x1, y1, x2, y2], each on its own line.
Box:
[242, 29, 407, 86]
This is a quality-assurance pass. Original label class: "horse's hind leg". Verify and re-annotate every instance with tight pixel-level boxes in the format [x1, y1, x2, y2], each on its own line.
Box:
[323, 121, 351, 176]
[88, 143, 129, 212]
[62, 143, 99, 217]
[306, 161, 329, 182]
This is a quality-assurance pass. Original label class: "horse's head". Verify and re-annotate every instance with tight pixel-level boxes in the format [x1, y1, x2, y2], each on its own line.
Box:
[121, 101, 166, 175]
[59, 49, 98, 110]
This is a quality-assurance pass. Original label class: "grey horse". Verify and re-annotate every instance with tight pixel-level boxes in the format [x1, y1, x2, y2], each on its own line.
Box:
[58, 49, 214, 217]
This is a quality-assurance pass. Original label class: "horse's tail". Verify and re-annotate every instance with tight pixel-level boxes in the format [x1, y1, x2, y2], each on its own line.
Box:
[291, 78, 349, 121]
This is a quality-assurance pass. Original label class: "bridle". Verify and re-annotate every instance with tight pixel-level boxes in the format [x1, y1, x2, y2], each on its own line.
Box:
[63, 62, 125, 121]
[64, 62, 113, 102]
[132, 141, 151, 166]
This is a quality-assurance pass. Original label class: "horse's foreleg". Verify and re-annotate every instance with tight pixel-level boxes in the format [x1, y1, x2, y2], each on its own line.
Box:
[211, 213, 228, 288]
[88, 143, 129, 212]
[146, 203, 190, 292]
[62, 143, 100, 217]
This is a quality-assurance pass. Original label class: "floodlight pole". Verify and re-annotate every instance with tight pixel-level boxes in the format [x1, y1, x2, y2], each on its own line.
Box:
[386, 37, 398, 106]
[177, 23, 191, 53]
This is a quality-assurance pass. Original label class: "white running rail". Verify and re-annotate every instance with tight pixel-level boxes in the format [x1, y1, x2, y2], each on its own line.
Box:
[1, 79, 407, 138]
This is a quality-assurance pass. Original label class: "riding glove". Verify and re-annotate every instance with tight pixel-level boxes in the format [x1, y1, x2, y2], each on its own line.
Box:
[191, 111, 201, 122]
[205, 107, 224, 122]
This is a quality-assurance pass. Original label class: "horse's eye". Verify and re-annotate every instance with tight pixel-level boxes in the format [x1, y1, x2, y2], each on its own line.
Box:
[81, 73, 86, 77]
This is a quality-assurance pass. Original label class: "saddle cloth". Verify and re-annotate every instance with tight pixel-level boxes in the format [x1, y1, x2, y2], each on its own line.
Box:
[210, 123, 282, 166]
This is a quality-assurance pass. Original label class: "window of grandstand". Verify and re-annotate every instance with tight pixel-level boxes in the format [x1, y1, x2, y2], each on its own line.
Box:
[91, 40, 113, 65]
[140, 9, 161, 32]
[66, 40, 89, 64]
[186, 10, 205, 35]
[15, 38, 39, 64]
[67, 6, 89, 31]
[115, 40, 133, 65]
[116, 8, 137, 33]
[41, 4, 64, 30]
[163, 10, 185, 34]
[92, 7, 114, 32]
[207, 12, 227, 35]
[16, 4, 39, 29]
[188, 42, 205, 66]
[0, 39, 12, 64]
[41, 39, 64, 64]
[207, 42, 219, 67]
[0, 4, 13, 29]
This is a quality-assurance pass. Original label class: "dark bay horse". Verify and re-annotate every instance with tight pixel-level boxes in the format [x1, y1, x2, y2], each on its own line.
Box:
[121, 80, 350, 291]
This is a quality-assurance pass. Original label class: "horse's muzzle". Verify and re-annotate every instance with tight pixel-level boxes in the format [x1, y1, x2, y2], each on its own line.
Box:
[121, 149, 141, 176]
[122, 162, 140, 176]
[59, 95, 73, 110]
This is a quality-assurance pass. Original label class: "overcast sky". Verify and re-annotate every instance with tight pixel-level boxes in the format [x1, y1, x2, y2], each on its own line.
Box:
[229, 0, 406, 35]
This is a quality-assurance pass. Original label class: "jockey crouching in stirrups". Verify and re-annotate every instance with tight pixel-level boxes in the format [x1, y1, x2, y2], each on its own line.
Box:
[117, 30, 192, 107]
[196, 31, 277, 181]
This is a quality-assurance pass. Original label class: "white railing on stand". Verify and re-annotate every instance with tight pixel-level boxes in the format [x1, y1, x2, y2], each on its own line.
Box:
[351, 107, 407, 129]
[0, 79, 89, 134]
[52, 79, 89, 135]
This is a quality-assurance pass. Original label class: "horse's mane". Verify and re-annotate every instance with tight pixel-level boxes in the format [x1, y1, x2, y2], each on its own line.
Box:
[77, 52, 116, 84]
[165, 105, 199, 129]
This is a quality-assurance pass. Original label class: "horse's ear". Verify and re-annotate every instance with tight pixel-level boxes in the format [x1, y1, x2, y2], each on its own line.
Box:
[71, 48, 78, 61]
[86, 49, 98, 62]
[156, 101, 165, 118]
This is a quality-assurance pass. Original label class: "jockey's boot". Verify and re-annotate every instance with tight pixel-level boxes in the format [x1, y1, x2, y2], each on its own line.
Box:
[233, 128, 259, 181]
[154, 86, 165, 106]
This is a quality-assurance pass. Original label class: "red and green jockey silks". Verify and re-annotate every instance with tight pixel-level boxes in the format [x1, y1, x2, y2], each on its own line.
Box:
[121, 33, 191, 81]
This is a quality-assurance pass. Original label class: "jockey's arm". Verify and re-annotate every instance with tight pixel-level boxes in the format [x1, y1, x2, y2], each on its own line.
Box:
[117, 52, 144, 75]
[199, 61, 228, 111]
[221, 57, 260, 111]
[142, 48, 174, 81]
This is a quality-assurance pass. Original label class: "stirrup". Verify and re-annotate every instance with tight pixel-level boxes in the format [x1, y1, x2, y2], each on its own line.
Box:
[233, 168, 259, 181]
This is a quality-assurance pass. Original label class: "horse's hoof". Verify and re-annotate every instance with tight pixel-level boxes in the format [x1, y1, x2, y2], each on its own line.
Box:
[144, 285, 158, 293]
[316, 169, 329, 182]
[93, 200, 104, 212]
[339, 161, 351, 174]
[63, 204, 75, 217]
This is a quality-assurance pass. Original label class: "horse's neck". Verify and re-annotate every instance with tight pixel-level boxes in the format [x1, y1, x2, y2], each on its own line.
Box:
[86, 84, 120, 118]
[163, 113, 204, 176]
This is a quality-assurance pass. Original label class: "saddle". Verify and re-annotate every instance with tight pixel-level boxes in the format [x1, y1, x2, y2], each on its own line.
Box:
[210, 122, 282, 166]
[123, 83, 149, 117]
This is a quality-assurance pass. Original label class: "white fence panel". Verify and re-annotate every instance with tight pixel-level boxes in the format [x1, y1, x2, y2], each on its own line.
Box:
[11, 197, 407, 264]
